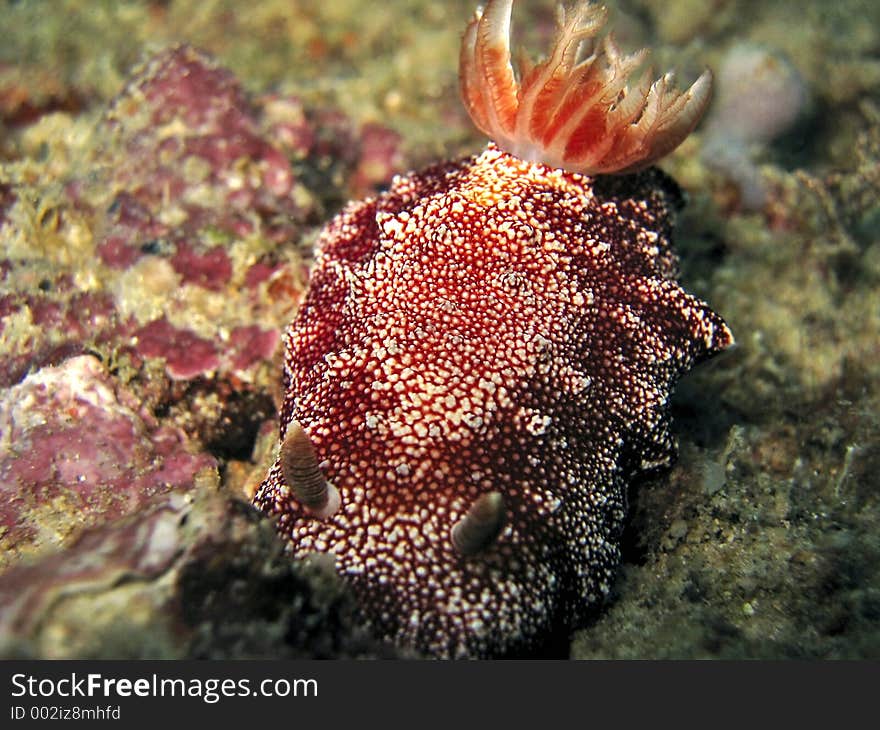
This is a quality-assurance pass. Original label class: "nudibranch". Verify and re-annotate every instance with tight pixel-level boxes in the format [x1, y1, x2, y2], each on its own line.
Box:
[254, 0, 732, 658]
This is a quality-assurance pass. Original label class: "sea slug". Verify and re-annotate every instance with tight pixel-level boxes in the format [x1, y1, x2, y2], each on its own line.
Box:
[254, 0, 733, 658]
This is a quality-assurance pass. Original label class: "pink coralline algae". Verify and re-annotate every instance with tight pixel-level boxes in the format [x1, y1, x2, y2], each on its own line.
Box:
[132, 319, 280, 380]
[100, 44, 301, 239]
[74, 44, 400, 383]
[0, 44, 311, 386]
[70, 45, 313, 382]
[169, 242, 233, 292]
[349, 123, 405, 198]
[255, 0, 732, 658]
[0, 355, 215, 560]
[0, 40, 407, 581]
[0, 277, 119, 389]
[133, 318, 221, 380]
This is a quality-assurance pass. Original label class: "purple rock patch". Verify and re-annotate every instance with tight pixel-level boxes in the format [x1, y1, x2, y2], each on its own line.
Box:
[0, 355, 215, 557]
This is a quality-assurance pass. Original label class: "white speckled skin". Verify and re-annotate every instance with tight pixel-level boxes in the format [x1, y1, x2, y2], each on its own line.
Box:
[254, 146, 732, 657]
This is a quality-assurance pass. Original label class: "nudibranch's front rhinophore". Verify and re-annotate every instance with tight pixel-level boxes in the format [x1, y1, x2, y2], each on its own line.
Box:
[255, 0, 732, 658]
